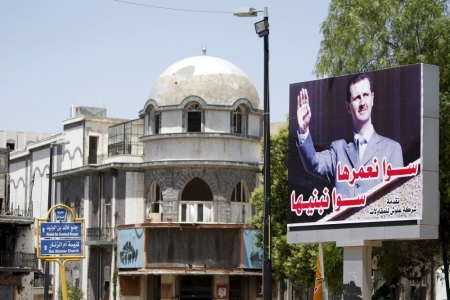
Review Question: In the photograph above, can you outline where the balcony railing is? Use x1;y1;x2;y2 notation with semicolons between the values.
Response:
0;202;33;218
108;118;144;157
0;251;37;269
108;141;143;157
86;227;114;242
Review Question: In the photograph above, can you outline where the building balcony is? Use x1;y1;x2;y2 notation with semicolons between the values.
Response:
86;227;114;246
0;251;38;272
0;202;34;224
117;224;263;272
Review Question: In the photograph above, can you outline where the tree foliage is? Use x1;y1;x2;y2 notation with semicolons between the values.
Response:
250;123;343;295
57;281;85;300
314;0;450;286
315;0;450;93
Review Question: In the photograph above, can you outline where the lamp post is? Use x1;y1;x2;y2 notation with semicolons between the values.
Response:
44;139;70;300
234;7;271;300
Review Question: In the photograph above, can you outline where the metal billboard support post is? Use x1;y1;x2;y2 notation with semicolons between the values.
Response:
341;243;376;300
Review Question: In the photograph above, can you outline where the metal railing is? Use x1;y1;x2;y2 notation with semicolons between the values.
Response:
86;227;114;242
108;118;144;157
108;141;143;157
34;274;53;288
0;203;33;217
0;251;37;268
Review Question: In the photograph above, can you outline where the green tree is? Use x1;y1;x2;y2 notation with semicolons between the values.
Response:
250;123;343;297
57;281;85;300
314;0;450;291
315;0;450;92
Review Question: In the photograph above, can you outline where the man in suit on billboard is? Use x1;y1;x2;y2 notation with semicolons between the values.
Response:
296;73;404;199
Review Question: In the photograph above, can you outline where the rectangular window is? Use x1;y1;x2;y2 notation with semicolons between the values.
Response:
233;114;242;133
88;136;98;164
155;113;160;134
197;204;203;222
181;204;187;222
188;111;202;132
180;202;211;222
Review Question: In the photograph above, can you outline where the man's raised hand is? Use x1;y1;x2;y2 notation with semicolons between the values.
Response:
297;88;311;134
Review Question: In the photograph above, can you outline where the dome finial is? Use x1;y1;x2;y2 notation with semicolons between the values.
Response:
202;46;207;56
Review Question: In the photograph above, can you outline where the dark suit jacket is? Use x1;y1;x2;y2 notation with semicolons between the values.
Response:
298;130;403;199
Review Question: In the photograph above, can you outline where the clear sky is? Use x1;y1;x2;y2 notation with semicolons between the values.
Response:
0;0;330;134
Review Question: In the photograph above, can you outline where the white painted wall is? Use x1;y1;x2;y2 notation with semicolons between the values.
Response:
248;114;261;137
160;111;182;134
9;159;27;214
204;110;229;133
0;130;55;150
144;137;260;163
62;121;85;170
125;172;145;224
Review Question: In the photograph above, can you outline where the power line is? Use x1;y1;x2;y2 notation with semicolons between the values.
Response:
113;0;232;14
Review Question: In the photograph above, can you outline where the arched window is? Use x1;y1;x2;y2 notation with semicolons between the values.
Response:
146;182;163;221
145;106;161;135
154;112;161;134
231;180;252;223
231;180;249;203
186;103;202;132
180;177;212;222
232;106;246;134
74;196;81;217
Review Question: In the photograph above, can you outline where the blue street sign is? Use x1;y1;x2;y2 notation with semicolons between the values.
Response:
40;222;82;238
55;208;68;221
41;239;82;255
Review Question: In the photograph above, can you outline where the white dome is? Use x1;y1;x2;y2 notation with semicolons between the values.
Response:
148;56;260;108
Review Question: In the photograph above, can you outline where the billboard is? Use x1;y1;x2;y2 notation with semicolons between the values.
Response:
243;229;263;269
118;228;144;269
287;64;439;242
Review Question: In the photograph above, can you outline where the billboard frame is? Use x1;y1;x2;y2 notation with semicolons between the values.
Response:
287;63;439;245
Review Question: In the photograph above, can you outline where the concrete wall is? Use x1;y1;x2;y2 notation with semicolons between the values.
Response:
0;130;54;150
248;114;261;137
204;110;229;133
62;120;84;170
160;111;182;134
125;172;145;224
143;137;260;163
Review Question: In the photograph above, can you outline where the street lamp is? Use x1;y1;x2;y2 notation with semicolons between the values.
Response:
234;7;271;300
44;139;70;300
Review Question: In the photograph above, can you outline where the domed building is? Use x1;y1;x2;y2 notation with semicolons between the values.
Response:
136;55;263;224
8;55;273;300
